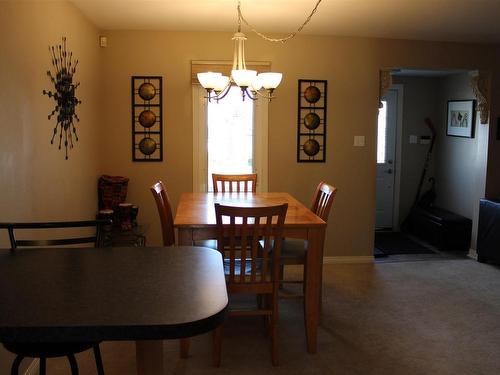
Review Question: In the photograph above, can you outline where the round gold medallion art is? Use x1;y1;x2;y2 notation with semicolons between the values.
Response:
139;137;157;155
303;112;320;130
303;139;320;156
303;86;321;104
138;110;156;128
138;83;156;101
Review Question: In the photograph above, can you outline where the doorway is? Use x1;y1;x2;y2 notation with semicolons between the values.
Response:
374;69;489;259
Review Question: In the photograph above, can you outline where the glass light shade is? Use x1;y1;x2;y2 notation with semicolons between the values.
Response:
197;72;222;89
258;72;283;89
213;75;230;92
250;75;263;91
231;69;257;87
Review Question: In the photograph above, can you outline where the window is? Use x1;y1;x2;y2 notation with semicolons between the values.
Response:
207;88;254;191
377;100;387;163
192;85;268;192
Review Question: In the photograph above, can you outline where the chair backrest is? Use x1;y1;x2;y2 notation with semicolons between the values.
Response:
214;203;288;292
310;181;337;222
0;220;112;250
212;173;257;193
150;180;175;246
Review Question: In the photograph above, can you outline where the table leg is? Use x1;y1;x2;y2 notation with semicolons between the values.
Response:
136;340;164;375
176;228;192;358
304;227;325;354
178;228;193;245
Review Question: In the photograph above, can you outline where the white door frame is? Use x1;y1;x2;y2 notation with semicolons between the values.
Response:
377;84;404;230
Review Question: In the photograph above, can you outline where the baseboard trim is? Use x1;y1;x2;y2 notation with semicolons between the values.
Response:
25;359;39;375
324;256;374;264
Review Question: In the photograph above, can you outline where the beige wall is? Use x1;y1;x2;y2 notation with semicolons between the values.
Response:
0;0;102;242
434;72;489;249
434;73;486;219
0;0;101;369
99;31;500;256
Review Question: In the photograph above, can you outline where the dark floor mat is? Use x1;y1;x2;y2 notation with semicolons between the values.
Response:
375;232;436;255
373;247;388;258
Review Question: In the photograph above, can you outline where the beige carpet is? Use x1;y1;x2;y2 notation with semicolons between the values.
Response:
44;258;500;375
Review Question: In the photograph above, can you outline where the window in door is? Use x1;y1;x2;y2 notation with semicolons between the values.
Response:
377;100;388;164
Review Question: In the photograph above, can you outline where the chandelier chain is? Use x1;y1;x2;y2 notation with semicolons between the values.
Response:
237;0;323;43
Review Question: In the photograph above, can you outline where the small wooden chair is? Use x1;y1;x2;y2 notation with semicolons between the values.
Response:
0;220;111;375
212;173;257;193
150;180;175;246
280;182;337;299
213;203;288;366
150;181;194;358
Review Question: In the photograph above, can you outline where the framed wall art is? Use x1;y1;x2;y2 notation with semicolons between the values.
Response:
297;79;327;162
131;76;163;161
446;100;475;138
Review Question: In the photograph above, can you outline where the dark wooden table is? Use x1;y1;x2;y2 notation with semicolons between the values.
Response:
0;246;228;375
174;192;326;353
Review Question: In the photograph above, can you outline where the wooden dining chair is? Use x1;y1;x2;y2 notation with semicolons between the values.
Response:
150;180;197;358
150;180;175;246
212;173;257;193
0;219;111;375
213;202;288;366
280;181;337;300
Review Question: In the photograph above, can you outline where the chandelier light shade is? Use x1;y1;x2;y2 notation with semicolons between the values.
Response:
197;31;282;102
197;0;322;103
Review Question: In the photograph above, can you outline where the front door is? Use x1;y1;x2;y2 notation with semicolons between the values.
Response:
376;88;398;229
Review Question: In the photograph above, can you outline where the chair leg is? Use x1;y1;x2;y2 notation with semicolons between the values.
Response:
271;289;279;366
179;338;190;358
67;354;79;375
279;265;284;289
212;326;223;367
39;357;46;375
93;344;105;375
10;355;23;375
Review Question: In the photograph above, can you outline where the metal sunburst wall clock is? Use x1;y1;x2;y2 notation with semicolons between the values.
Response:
43;37;81;160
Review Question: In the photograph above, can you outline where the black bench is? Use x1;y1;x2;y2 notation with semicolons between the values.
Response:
406;206;472;252
477;199;500;263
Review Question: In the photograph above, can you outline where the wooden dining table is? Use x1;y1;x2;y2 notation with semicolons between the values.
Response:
174;192;327;353
0;246;228;375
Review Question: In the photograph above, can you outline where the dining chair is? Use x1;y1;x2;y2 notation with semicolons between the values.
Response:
150;180;200;358
0;219;111;375
213;202;288;366
150;180;175;246
280;181;337;300
212;173;257;193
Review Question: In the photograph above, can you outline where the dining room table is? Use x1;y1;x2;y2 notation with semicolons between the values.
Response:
174;191;327;353
0;245;228;375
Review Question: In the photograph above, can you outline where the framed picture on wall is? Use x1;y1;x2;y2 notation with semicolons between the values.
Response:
446;100;476;138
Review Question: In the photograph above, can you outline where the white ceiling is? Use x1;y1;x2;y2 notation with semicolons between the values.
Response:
70;0;500;43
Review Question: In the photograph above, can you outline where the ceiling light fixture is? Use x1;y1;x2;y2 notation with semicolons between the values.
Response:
197;0;323;102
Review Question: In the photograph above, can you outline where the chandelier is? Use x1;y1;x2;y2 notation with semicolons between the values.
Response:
197;0;322;102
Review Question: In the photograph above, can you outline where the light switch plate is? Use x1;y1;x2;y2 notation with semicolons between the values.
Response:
409;135;418;144
354;136;365;147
